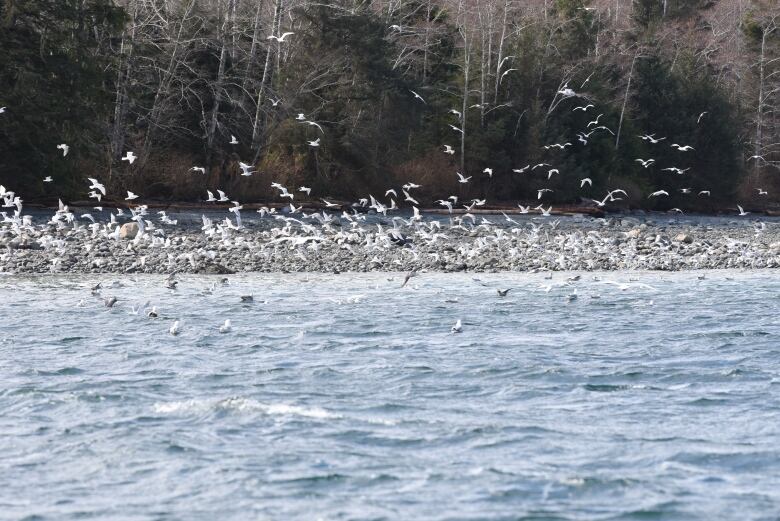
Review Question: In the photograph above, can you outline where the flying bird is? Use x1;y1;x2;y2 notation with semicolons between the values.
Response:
267;32;294;42
57;144;69;157
410;90;426;104
121;151;136;164
635;158;655;168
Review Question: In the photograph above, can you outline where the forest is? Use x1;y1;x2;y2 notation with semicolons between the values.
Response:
0;0;778;210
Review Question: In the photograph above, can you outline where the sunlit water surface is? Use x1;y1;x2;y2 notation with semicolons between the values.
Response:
1;271;779;520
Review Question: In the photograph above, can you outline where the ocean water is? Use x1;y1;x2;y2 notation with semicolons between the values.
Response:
1;271;779;520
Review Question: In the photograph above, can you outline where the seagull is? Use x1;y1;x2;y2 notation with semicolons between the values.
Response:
385;189;398;198
547;168;559;179
298;186;312;195
639;134;666;144
241;295;254;302
56;143;69;156
401;270;417;288
88;178;106;195
267;32;294;42
497;288;511;297
121;151;136;164
104;296;118;308
169;320;181;336
125;191;139;201
558;87;576;97
448;124;464;134
648;190;669;198
190;166;206;174
512;165;530;174
229;135;239;145
580;178;592;188
532;163;550;170
219;319;232;333
443;145;455;155
449;108;462;119
0;107;5;113
737;205;749;216
537;188;553;200
410;90;426;104
757;189;768;195
499;68;517;83
697;111;707;124
206;190;217;202
573;104;594;112
698;190;711;196
635;158;655;168
43;176;53;183
587;114;603;127
322;199;339;208
456;172;471;184
238;162;255;176
483;167;493;177
661;167;690;175
147;306;158;318
308;138;320;147
671;144;694;151
451;319;462;333
217;190;229;202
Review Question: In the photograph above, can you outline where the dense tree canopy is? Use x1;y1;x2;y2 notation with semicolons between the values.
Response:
0;0;778;210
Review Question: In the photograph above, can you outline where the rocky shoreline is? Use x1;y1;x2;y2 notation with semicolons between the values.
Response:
2;212;780;274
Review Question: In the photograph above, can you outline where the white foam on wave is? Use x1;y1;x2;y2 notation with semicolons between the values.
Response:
152;397;340;419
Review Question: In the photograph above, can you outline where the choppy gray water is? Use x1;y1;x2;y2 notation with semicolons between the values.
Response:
1;271;779;520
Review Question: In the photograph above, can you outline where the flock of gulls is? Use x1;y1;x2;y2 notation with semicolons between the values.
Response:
1;82;778;335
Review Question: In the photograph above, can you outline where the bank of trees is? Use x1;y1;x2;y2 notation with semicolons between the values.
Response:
0;0;778;208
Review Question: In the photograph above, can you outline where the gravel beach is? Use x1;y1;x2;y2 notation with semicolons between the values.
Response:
2;209;779;274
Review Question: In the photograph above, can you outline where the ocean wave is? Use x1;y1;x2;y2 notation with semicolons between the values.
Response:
152;397;340;419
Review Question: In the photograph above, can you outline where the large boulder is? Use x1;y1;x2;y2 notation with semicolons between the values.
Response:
120;222;139;240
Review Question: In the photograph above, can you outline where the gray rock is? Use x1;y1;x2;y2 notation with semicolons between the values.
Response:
120;223;139;240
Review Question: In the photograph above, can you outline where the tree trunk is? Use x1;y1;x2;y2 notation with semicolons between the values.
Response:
251;0;282;151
